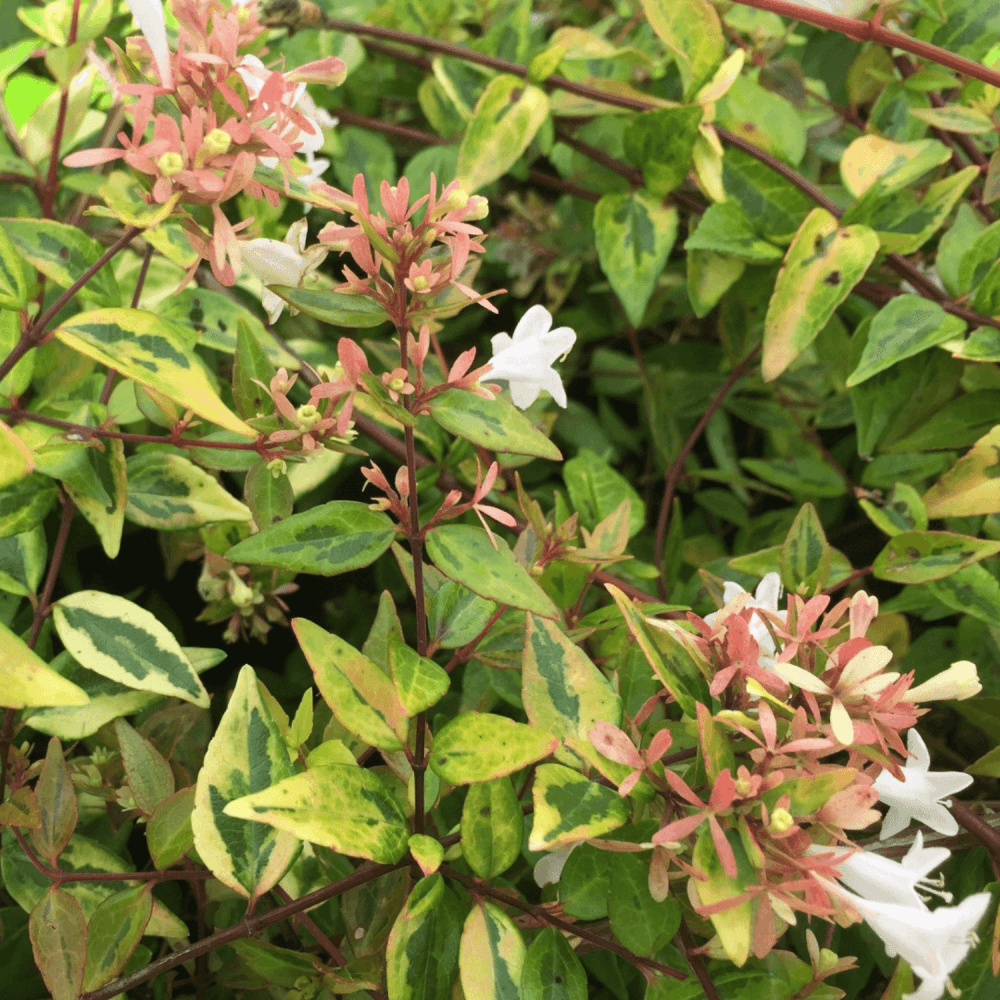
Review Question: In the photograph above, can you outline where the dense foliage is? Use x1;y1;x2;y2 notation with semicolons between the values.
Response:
3;1;1000;999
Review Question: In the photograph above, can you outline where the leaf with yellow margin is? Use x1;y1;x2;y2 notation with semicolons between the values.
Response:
0;622;89;709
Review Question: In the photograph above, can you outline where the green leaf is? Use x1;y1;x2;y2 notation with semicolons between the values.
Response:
640;0;723;97
457;75;550;193
388;634;450;716
386;874;464;1000
0;526;44;597
146;786;195;869
426;524;559;618
459;902;527;1000
32;737;77;866
686;251;747;318
927;563;1000;628
225;764;409;865
521;926;587;1000
428;388;561;460
244;458;294;531
232;318;276;420
82;885;151;992
722;147;815;243
873;530;1000;584
113;718;174;816
684;201;784;263
55;309;253;436
0;219;119;306
430;713;558;785
594;191;678;327
270;284;390;328
762;209;880;381
623;106;702;196
0;472;57;538
126;451;251;530
190;665;301;903
0;225;27;309
64;437;127;559
528;763;628;851
460;778;524;879
741;456;848;498
779;503;832;596
428;580;497;649
0;623;88;709
230;939;324;989
859;482;928;537
52;590;209;707
717;75;805;166
605;584;709;718
608;853;680;957
909;105;994;133
226;500;396;576
846;295;966;387
294;617;408;750
564;448;646;538
522;614;621;741
559;843;611;920
29;888;87;1000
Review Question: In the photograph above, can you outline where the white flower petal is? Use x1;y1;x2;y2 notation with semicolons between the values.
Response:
127;0;172;89
905;661;982;702
487;306;576;409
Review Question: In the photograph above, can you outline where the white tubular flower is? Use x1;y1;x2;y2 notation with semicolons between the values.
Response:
533;843;578;887
874;729;974;841
487;304;576;409
704;572;787;668
126;0;173;89
815;832;951;910
904;660;982;703
827;885;991;1000
242;220;328;324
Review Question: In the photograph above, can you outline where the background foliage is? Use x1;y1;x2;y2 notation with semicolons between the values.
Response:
4;0;1000;999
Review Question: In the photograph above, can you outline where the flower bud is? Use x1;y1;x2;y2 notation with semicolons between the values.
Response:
229;571;255;609
157;152;184;177
465;194;489;220
441;187;469;213
267;458;288;478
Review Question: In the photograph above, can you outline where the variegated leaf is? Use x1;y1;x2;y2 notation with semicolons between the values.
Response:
191;665;301;903
82;884;152;991
224;765;409;865
0;623;89;709
55;308;253;436
294;617;408;750
29;888;87;1000
53;591;209;707
459;902;527;1000
528;763;628;851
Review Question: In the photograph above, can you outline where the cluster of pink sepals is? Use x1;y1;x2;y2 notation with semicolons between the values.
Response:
69;0;507;499
589;582;976;964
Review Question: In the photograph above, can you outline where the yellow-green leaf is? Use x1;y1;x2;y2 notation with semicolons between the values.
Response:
691;824;753;967
0;419;33;488
65;437;126;559
528;763;628;851
457;75;550;193
388;634;450;716
0;623;89;709
460;778;523;879
924;424;1000;517
147;785;195;869
114;718;174;816
459;902;527;1000
191;665;301;903
225;765;409;865
294;617;408;750
430;713;558;785
53;590;209;707
55;308;253;436
762;209;880;382
641;0;723;97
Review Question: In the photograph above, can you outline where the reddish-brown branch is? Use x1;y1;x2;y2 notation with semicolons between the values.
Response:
676;922;722;1000
950;800;1000;882
729;0;1000;88
442;604;508;672
78;862;405;1000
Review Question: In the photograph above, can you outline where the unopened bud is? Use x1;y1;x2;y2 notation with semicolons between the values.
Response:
465;195;489;220
229;572;255;609
267;458;287;478
441;187;469;213
770;807;794;834
157;152;184;177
